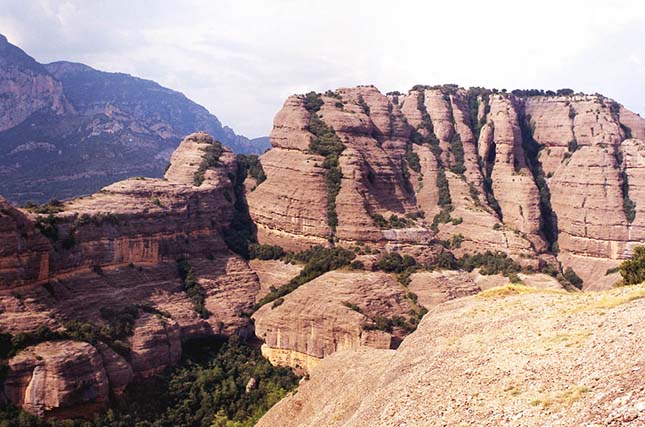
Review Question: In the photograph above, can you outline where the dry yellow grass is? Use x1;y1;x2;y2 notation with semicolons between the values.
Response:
530;385;591;408
569;283;645;313
478;284;565;299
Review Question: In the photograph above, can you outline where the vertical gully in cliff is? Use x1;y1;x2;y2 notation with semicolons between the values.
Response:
610;102;637;226
466;89;502;219
519;108;558;251
221;155;261;259
303;92;346;245
415;89;452;210
445;94;466;176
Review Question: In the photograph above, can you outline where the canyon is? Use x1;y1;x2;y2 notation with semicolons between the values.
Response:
1;82;644;422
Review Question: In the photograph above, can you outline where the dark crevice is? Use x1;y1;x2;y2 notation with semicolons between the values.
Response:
481;137;502;220
519;112;558;251
415;90;452;208
615;148;636;223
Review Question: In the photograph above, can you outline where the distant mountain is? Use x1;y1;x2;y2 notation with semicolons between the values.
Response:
250;136;271;152
0;34;270;204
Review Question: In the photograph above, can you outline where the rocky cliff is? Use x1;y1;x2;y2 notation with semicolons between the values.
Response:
248;85;645;288
0;132;260;417
258;284;645;427
0;34;269;205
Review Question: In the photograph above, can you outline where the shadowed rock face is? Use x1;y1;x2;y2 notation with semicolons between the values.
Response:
0;132;260;417
248;86;645;288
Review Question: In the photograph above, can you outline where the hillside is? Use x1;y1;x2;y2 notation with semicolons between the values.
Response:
258;284;645;426
0;35;269;204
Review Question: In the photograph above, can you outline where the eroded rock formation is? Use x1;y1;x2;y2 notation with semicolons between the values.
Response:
248;86;645;288
0;132;260;417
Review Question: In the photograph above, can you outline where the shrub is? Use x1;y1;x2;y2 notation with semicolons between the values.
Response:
177;259;210;319
193;141;224;186
563;267;583;289
271;298;284;309
567;139;578;153
249;244;284;260
342;301;362;313
377;252;416;273
257;246;355;307
433;250;460;270
303;91;324;112
357;95;370;114
448;132;466;175
237;154;267;185
605;266;620;275
22;198;64;214
406;146;421;173
350;260;365;270
35;215;59;241
459;251;522;276
619;246;645;285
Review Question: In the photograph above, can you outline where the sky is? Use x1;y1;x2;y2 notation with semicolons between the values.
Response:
1;0;644;138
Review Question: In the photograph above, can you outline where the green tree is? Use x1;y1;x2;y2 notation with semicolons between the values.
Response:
620;246;645;285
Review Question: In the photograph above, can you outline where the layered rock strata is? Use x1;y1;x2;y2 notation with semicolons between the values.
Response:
0;132;260;417
249;86;645;288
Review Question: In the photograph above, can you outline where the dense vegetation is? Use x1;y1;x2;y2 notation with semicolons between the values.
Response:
193;141;224;186
249;244;284;260
510;88;575;97
376;252;417;273
177;259;209;319
236;155;266;185
615;150;637;223
303;92;346;241
0;337;299;427
22;198;64;214
619;245;645;285
256;245;355;308
371;213;414;229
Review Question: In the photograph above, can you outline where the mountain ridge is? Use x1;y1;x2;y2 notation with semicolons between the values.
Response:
0;35;270;205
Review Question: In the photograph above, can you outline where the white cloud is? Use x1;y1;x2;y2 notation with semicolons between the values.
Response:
1;0;644;136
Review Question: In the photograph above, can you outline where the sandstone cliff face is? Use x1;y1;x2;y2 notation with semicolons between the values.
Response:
253;270;413;374
252;268;481;373
259;284;645;427
250;86;645;288
4;341;109;419
1;132;260;417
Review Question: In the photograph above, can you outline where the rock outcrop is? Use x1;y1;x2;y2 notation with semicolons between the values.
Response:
258;284;645;427
253;270;411;373
253;269;480;373
249;85;645;288
0;132;260;417
4;341;110;419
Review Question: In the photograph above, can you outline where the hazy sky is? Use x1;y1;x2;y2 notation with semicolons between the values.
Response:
1;0;644;138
